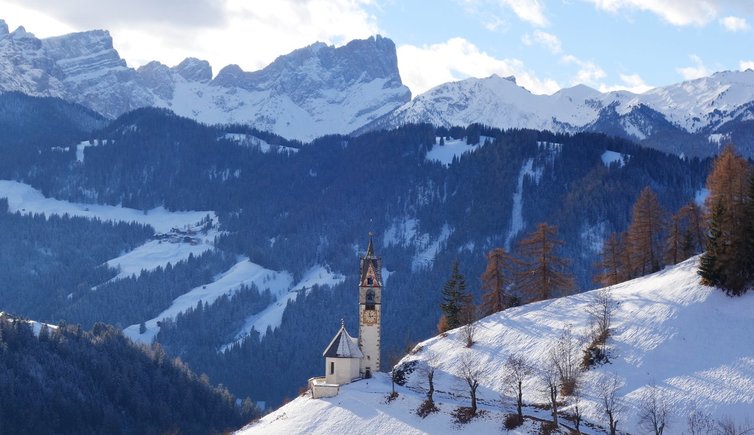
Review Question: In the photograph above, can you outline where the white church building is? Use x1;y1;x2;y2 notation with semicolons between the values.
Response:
310;236;382;399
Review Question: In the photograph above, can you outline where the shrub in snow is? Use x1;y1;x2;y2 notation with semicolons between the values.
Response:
415;399;439;418
504;413;524;429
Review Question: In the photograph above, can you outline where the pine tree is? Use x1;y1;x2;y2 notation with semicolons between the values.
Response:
627;186;667;276
440;260;471;331
480;248;518;316
517;223;574;302
698;200;725;287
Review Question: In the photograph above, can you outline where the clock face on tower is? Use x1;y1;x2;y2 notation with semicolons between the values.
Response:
362;309;379;325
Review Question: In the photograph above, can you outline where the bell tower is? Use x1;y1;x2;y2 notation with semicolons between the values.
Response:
358;234;382;377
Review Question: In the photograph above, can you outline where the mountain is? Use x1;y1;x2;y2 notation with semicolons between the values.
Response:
0;20;411;141
363;70;754;158
0;106;710;407
240;256;754;434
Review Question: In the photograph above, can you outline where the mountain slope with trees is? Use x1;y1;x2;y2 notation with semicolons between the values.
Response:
241;256;754;434
0;106;712;407
0;314;253;434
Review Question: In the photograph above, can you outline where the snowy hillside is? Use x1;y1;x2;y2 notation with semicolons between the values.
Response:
0;21;410;141
367;70;754;157
240;257;754;434
0;180;347;350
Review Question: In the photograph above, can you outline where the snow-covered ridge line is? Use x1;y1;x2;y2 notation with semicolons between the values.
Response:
0;312;58;337
242;257;754;433
373;70;754;157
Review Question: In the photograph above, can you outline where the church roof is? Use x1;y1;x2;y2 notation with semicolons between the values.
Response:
323;322;363;359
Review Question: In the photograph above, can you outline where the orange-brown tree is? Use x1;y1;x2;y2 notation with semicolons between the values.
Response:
679;202;705;258
699;145;752;293
480;248;519;316
627;186;667;276
595;232;625;286
666;202;706;265
517;223;574;302
665;211;683;266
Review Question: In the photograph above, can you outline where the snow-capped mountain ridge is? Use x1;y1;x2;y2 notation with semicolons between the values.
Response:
368;70;754;157
0;20;410;141
3;18;754;153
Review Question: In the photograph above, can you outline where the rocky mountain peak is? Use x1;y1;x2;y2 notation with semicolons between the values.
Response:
0;23;410;141
173;57;212;82
212;64;245;87
0;20;8;35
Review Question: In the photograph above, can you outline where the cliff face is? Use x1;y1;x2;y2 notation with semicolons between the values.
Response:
0;21;411;141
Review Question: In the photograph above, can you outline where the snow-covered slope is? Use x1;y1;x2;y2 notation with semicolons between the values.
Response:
366;70;754;157
240;257;754;434
0;20;410;141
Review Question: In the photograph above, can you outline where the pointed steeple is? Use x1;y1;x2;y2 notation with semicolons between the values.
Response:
365;232;375;258
360;233;382;287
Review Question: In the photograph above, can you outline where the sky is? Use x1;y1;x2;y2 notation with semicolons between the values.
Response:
1;0;753;97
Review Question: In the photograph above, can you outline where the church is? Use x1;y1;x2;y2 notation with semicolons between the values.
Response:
309;236;382;399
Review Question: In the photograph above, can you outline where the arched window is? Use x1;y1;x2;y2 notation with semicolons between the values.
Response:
365;289;375;310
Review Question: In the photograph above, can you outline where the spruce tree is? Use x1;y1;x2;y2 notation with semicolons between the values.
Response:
440;260;471;330
517;223;574;302
698;201;725;287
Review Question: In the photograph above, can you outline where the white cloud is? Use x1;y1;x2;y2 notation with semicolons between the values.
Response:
397;37;559;96
2;0;226;29
677;54;711;80
0;0;380;72
740;60;754;71
720;16;750;31
499;0;549;26
562;54;606;86
587;0;721;26
460;0;548;27
522;30;562;53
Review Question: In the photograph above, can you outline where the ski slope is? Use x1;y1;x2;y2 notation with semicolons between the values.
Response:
240;256;754;434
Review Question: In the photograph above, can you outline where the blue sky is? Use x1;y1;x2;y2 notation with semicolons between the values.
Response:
1;0;752;96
